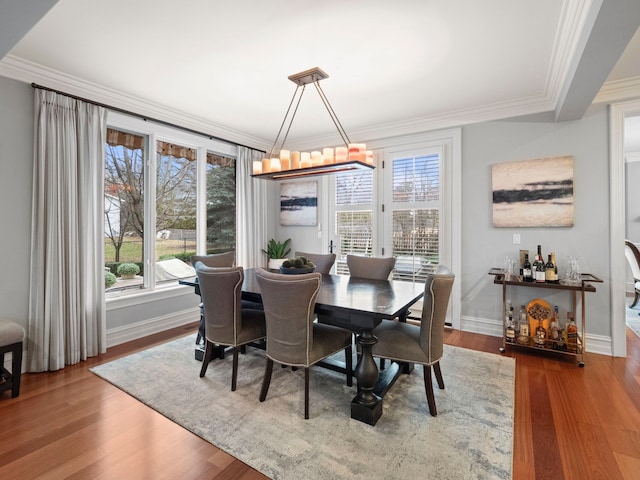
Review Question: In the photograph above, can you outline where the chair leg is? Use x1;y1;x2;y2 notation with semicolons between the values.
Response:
11;342;22;398
433;361;445;389
632;291;640;308
380;358;386;370
231;347;239;391
199;340;215;377
423;365;437;416
259;358;274;402
345;345;353;387
304;367;310;419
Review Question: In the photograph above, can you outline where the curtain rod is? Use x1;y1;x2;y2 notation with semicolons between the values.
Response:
31;83;266;154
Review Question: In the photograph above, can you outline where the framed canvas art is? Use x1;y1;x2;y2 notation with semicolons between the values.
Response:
280;181;318;226
492;156;574;227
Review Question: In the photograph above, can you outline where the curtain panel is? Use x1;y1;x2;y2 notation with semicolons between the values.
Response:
236;146;267;269
28;89;108;372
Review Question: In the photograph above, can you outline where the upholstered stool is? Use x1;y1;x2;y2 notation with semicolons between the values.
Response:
0;319;25;398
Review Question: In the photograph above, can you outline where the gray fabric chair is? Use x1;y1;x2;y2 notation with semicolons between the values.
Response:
346;254;396;280
195;264;266;391
190;251;235;268
190;252;236;344
625;240;640;308
371;265;455;416
295;251;336;274
255;268;353;419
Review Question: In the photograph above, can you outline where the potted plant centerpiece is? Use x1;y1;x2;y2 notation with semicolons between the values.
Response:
116;262;140;280
262;238;291;269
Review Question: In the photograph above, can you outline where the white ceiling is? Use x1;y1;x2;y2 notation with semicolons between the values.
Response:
1;0;640;152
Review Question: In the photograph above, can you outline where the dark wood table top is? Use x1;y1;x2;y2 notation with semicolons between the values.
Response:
180;267;424;329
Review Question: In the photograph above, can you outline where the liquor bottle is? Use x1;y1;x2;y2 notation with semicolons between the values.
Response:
549;305;561;349
522;254;533;282
566;312;578;353
534;248;546;283
552;252;558;283
506;308;516;343
517;305;529;344
534;319;547;348
545;253;559;284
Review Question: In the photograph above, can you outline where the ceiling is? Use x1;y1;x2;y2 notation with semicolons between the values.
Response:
1;0;640;152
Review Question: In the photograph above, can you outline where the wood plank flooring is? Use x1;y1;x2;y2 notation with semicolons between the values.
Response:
1;323;639;480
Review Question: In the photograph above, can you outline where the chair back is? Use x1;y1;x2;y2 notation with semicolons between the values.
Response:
625;240;640;281
419;265;455;363
255;268;322;366
295;251;336;274
191;251;235;268
195;264;243;345
346;255;396;280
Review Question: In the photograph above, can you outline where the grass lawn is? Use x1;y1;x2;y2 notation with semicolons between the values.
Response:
105;238;196;263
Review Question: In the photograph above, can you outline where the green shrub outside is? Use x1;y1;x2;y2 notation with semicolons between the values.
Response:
116;262;140;276
105;271;117;288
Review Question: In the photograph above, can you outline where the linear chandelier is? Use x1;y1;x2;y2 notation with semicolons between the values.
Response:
251;67;374;180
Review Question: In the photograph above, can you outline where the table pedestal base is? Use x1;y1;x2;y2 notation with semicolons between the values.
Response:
351;394;382;425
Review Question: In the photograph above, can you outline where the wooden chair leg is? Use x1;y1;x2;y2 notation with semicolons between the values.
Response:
259;358;274;402
433;361;445;389
632;290;640;308
199;340;214;377
231;347;239;391
11;342;22;398
423;364;437;416
345;345;353;387
304;367;310;419
380;358;386;370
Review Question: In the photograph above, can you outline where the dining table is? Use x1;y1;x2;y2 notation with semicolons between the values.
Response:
180;267;424;426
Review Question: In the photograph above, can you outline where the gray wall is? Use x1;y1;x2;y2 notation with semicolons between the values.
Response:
0;77;32;327
0;72;615;345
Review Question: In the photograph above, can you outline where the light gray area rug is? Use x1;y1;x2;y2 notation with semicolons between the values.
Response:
627;306;640;338
91;335;515;480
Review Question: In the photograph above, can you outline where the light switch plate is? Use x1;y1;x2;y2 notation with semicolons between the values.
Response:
513;233;521;244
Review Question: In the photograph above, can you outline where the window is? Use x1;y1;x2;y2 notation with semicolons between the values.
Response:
104;113;237;296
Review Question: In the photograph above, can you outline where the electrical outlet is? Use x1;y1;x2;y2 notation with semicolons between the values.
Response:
513;233;521;245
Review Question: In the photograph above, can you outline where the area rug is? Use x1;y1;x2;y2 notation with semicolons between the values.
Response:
627;306;640;338
91;335;515;480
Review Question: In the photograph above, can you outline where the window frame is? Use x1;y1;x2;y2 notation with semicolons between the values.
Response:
105;112;237;305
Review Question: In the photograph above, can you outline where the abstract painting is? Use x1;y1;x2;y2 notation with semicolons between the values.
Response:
280;181;318;226
492;156;574;227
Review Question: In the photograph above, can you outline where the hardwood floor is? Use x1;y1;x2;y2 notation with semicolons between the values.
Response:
1;323;639;479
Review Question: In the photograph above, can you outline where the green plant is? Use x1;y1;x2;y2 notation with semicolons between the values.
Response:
116;262;140;276
262;238;291;259
105;271;117;288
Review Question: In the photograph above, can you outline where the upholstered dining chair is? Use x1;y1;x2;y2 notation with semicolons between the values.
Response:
254;268;353;419
195;264;266;391
295;251;336;274
370;265;454;416
191;251;235;268
346;254;396;280
190;252;236;344
625;240;640;308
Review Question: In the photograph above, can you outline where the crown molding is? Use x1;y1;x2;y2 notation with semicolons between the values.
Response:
594;76;640;104
0;55;271;151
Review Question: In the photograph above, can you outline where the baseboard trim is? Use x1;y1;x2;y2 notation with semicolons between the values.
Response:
106;307;199;348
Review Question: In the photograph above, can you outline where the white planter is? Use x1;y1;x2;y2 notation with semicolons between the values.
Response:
268;258;287;269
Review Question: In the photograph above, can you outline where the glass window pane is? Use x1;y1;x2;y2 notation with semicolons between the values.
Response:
335;210;373;274
336;170;373;205
393;154;439;203
105;128;145;290
206;153;236;254
392;209;439;282
155;140;197;282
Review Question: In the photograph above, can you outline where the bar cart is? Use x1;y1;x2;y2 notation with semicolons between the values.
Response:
488;269;603;367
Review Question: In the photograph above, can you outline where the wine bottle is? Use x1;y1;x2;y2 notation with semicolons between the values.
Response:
552;252;558;283
534;246;545;283
522;254;533;282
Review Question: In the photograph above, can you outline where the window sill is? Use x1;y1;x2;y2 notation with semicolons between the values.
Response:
106;282;194;310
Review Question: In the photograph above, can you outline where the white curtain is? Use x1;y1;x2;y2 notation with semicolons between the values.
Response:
236;146;268;268
27;89;108;372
